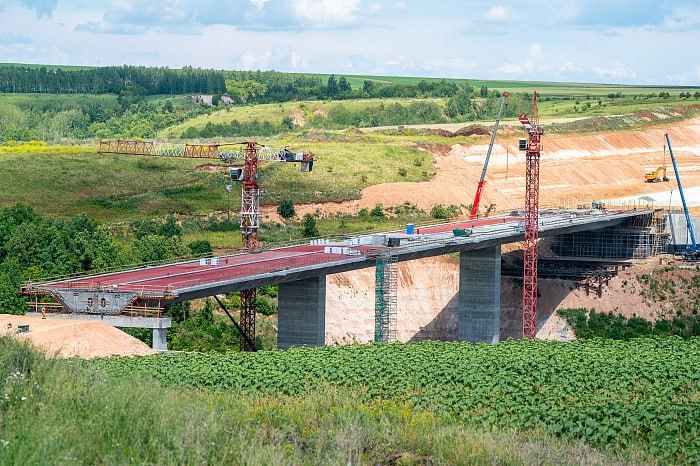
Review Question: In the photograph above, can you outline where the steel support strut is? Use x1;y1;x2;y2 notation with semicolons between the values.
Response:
213;295;256;351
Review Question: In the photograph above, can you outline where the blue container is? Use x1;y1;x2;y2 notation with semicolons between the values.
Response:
406;223;415;235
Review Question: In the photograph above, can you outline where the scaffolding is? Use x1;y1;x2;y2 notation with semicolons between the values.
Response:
374;254;398;343
550;212;671;259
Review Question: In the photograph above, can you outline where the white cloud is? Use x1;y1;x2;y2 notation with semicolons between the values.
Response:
528;43;542;60
292;0;360;25
240;50;272;70
494;42;544;77
236;47;314;71
20;0;57;18
422;57;478;76
558;61;582;74
592;62;637;80
394;1;406;11
662;5;700;31
662;65;700;85
484;6;509;22
367;2;382;14
249;0;269;9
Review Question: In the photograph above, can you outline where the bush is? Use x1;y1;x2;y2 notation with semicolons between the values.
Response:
255;296;276;316
301;214;319;237
276;199;296;219
430;204;461;219
370;204;385;218
187;240;212;255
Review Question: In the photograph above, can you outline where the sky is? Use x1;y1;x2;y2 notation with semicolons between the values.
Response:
1;0;699;85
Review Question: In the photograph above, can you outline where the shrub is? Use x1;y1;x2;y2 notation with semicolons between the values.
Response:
276;199;296;219
370;204;385;218
301;214;319;237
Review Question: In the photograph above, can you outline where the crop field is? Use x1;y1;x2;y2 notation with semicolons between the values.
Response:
321;73;700;96
1;337;646;465
94;337;700;463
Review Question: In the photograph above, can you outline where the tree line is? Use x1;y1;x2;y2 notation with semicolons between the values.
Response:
0;65;226;95
0;65;466;102
0;204;213;314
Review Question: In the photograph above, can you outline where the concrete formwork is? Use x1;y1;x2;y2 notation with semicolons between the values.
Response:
277;276;327;349
457;246;501;344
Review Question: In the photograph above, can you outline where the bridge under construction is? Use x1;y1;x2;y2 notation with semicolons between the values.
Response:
23;207;661;350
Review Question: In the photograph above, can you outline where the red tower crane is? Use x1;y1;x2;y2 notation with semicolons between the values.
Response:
518;92;542;340
199;141;314;351
469;93;509;220
97;139;314;351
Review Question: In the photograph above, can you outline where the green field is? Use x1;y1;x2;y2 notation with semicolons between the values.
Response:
1;337;648;465
312;72;700;95
0;62;95;71
91;337;698;463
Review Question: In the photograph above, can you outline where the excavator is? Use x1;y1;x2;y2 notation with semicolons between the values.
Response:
645;166;669;183
644;144;670;182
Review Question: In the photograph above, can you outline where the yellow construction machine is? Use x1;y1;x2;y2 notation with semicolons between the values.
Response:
644;166;669;183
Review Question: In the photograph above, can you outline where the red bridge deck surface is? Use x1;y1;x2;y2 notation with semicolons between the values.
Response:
48;245;375;295
415;217;522;235
45;217;522;296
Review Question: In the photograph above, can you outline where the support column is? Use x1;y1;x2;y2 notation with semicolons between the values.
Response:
152;328;168;351
458;246;501;344
277;276;326;350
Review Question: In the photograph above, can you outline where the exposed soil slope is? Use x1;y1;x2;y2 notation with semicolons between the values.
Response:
272;118;700;219
325;256;697;344
323;118;700;343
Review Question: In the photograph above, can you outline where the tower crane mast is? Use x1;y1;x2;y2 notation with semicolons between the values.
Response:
469;93;509;220
98;139;314;350
518;92;543;340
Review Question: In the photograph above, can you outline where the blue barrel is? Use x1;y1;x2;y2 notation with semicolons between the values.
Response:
406;223;415;235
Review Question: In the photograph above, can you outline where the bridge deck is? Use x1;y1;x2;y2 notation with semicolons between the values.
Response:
26;209;653;310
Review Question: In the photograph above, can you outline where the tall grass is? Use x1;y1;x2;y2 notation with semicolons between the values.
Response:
0;337;646;465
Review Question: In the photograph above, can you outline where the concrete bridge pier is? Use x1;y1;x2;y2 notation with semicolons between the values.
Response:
152;328;168;351
458;245;501;344
277;276;327;349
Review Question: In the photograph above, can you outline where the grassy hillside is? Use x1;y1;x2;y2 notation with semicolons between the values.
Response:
158;98;446;137
160;93;700;138
0;135;434;223
0;336;652;464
